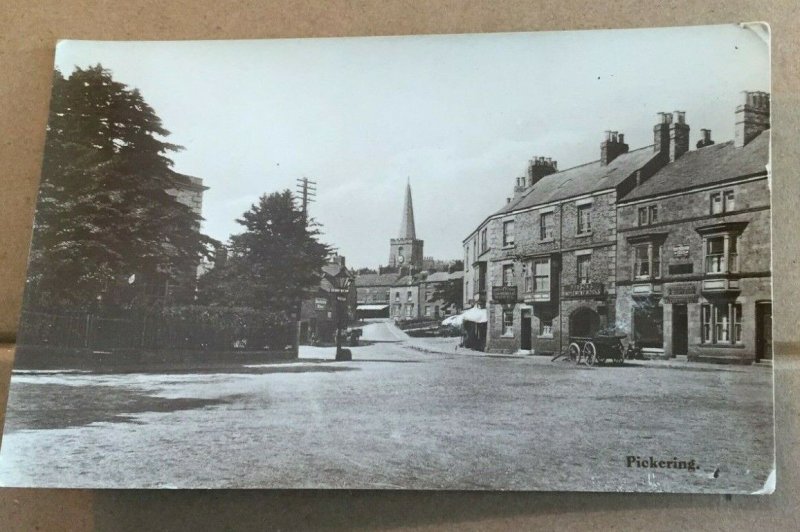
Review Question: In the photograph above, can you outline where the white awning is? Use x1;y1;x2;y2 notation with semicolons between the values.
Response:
357;304;389;311
442;314;464;327
461;306;488;324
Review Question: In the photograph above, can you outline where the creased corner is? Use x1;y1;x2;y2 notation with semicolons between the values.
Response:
739;22;771;47
751;467;776;495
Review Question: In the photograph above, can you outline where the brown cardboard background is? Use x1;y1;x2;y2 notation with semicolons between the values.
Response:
0;1;798;529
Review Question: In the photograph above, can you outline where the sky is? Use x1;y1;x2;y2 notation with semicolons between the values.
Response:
54;25;769;269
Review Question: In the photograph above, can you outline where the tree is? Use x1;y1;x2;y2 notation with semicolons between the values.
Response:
197;191;330;314
25;65;212;310
431;277;464;312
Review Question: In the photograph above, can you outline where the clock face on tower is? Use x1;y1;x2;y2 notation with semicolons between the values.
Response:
398;254;405;264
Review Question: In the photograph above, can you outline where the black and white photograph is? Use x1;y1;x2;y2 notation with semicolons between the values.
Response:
0;24;774;492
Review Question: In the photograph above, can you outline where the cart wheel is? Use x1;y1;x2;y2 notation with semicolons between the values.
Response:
582;342;597;366
568;343;581;363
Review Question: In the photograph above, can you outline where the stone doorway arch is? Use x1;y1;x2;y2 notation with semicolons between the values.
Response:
569;307;601;338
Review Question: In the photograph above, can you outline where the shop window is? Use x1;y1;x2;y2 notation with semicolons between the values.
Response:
704;235;738;274
503;220;515;246
633;243;661;279
502;264;514;286
701;303;742;344
577;204;592;234
711;189;736;215
577;254;591;284
503;310;514;336
539;212;554;240
539;318;553;338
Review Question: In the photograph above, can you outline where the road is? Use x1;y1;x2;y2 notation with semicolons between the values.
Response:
0;320;774;492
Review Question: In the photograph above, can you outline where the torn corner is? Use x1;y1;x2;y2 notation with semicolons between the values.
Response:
751;467;776;495
739;22;771;47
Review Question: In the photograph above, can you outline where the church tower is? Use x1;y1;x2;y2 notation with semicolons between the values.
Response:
389;181;424;270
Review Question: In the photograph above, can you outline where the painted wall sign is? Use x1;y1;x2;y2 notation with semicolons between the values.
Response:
492;285;518;303
664;283;699;303
562;282;604;299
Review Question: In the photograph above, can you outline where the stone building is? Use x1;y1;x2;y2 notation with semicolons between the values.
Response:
389;274;421;320
615;92;771;363
417;270;464;319
299;256;357;344
463;137;665;354
354;272;401;318
167;171;207;218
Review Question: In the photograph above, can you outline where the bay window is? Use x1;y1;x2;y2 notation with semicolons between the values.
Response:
633;243;661;279
704;235;738;274
701;303;742;345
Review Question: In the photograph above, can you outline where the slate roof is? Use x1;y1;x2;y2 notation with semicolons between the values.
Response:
321;264;349;278
354;272;401;287
620;131;770;202
494;145;660;216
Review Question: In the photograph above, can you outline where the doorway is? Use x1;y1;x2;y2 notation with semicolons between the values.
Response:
569;307;600;338
521;309;532;350
756;302;772;362
672;304;688;356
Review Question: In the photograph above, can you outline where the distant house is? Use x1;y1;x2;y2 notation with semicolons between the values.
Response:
299;256;356;344
354;272;401;319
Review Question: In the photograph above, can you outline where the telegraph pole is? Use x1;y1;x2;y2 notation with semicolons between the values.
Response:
294;177;317;354
295;177;317;226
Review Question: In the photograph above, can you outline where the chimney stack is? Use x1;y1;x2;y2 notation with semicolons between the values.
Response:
735;91;770;148
653;112;673;155
600;130;629;165
527;156;557;186
513;156;557;199
669;111;690;162
696;129;715;149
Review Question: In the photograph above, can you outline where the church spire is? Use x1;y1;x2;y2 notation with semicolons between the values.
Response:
399;179;416;239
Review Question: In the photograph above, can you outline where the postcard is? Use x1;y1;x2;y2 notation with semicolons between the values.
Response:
0;24;774;492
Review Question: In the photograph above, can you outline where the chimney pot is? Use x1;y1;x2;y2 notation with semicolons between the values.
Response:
697;128;715;149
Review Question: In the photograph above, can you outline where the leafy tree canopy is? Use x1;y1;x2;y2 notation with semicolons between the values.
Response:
26;65;214;310
198;191;330;314
431;278;464;312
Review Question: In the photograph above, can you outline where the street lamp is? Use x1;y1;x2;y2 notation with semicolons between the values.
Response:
329;270;353;361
